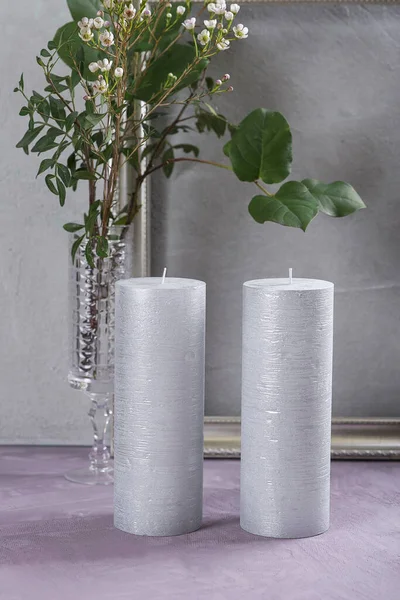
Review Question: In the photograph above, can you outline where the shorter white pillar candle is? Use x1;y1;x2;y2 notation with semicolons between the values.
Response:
114;277;206;536
241;275;334;538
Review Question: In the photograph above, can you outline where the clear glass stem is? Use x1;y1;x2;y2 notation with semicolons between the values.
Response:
88;394;112;472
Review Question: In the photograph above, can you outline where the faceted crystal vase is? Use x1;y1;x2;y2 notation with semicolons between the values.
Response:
65;226;132;485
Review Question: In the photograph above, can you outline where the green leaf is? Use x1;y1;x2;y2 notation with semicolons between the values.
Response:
65;111;78;132
301;179;366;217
19;73;24;92
223;140;231;158
49;96;66;121
71;233;85;263
45;174;59;195
67;0;101;21
85;241;95;268
31;135;59;153
37;158;55;176
57;164;71;187
57;178;66;206
163;147;174;178
85;113;106;128
41;48;51;58
173;144;199;157
135;45;208;102
16;125;44;149
96;236;109;258
229;109;292;185
64;222;85;232
53;22;101;81
74;169;97;180
19;106;30;117
196;111;227;138
248;181;319;231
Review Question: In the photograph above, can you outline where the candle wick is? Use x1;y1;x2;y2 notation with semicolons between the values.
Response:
162;267;167;284
289;268;293;284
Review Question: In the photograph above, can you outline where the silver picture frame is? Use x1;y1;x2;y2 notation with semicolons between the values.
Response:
134;0;400;460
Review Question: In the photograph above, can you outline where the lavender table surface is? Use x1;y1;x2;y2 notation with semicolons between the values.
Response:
1;447;399;600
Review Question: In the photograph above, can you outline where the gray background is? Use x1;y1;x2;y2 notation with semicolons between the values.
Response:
1;2;399;444
152;3;400;418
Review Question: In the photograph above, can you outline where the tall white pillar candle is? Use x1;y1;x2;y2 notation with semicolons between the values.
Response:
241;277;334;538
114;277;206;536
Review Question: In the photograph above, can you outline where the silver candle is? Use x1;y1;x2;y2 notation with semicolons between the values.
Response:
114;277;206;536
240;275;334;539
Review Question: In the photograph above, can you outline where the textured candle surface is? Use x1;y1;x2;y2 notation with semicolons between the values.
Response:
114;278;206;536
240;278;334;538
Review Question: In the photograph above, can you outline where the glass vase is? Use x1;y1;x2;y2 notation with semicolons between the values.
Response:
65;226;132;485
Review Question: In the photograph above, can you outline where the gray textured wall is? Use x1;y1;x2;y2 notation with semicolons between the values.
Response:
1;3;399;445
0;1;91;444
152;3;400;417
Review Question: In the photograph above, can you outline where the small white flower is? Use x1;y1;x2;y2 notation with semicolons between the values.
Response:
176;5;186;15
166;12;172;18
93;16;104;29
197;29;211;46
204;19;217;29
222;28;227;34
207;3;216;12
114;67;124;78
142;8;151;17
92;78;108;94
98;58;113;71
123;4;136;19
89;61;100;73
230;3;240;14
211;1;226;15
78;17;94;28
103;0;113;8
225;11;234;20
217;38;230;51
233;23;248;38
79;27;94;42
99;30;115;46
183;17;196;30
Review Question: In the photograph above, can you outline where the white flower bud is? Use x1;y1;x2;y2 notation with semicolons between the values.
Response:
176;5;186;15
225;11;234;20
114;67;124;78
221;73;230;81
93;17;104;29
204;19;217;29
230;3;240;14
103;0;113;8
98;58;113;71
166;12;172;18
215;79;222;86
227;85;233;92
89;61;100;73
183;17;196;30
222;28;227;34
143;8;151;16
97;10;104;17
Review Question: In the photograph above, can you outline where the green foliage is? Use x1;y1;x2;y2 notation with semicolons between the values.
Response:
249;183;319;231
53;22;100;81
301;179;366;217
67;0;102;22
135;45;208;102
227;109;292;184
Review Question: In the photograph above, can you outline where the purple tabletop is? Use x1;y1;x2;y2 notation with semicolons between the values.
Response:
0;447;399;600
